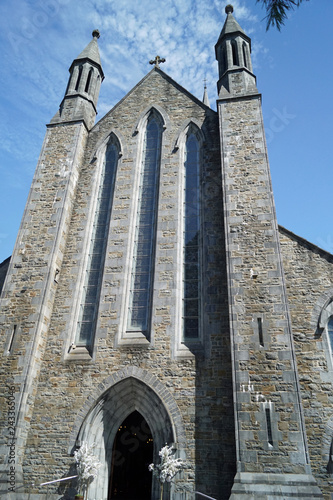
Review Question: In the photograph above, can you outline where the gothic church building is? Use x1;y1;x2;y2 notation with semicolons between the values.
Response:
1;6;333;500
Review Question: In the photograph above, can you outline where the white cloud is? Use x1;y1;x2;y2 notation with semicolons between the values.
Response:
0;0;268;261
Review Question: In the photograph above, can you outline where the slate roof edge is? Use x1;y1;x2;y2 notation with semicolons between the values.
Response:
279;225;333;262
91;67;215;131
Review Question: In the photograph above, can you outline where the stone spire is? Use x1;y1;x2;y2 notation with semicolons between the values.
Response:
215;5;257;97
202;81;210;107
75;29;103;68
217;4;247;40
50;30;104;130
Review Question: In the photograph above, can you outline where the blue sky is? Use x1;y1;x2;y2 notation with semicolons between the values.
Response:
0;0;332;263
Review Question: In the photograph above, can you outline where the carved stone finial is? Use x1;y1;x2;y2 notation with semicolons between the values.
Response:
225;4;234;14
149;55;166;68
92;29;100;39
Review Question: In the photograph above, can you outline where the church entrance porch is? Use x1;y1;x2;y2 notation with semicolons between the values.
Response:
108;411;153;500
72;369;187;500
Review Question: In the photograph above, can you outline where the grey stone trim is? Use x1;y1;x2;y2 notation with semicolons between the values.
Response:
173;117;205;151
66;367;187;499
311;290;333;332
90;128;126;163
94;68;213;135
117;107;167;345
46;118;89;131
322;416;333;468
0;121;88;477
68;365;187;450
173;120;206;358
230;472;323;498
217;92;261;104
310;291;333;382
218;89;312;478
132;103;170;135
63;130;124;359
2;324;21;355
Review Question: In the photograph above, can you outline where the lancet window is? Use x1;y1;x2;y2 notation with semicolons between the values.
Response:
75;65;83;91
127;112;162;337
231;40;239;66
242;42;248;68
85;67;93;93
183;130;201;340
76;137;119;349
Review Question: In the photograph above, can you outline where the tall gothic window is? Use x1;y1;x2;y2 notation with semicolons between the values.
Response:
127;113;162;337
76;137;119;349
183;131;201;340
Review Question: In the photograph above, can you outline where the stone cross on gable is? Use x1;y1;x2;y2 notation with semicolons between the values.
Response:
149;55;166;68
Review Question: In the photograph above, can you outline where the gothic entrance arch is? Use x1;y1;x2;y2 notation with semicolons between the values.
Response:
73;370;186;500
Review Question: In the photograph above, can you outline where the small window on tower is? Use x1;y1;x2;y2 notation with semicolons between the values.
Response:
75;65;83;91
85;67;93;93
220;45;227;76
242;42;248;69
231;40;239;66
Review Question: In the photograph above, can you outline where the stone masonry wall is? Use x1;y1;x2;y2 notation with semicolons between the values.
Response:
280;228;333;500
19;70;236;500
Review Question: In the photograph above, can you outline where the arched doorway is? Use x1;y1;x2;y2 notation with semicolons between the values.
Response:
71;369;187;499
108;411;153;499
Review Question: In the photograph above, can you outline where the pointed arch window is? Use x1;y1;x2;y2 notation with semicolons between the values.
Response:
242;42;248;69
75;65;83;91
85;67;94;93
231;40;239;66
220;45;227;76
183;131;201;340
127;112;162;337
76;137;119;349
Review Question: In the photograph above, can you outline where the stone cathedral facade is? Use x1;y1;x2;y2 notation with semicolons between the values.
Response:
1;5;333;500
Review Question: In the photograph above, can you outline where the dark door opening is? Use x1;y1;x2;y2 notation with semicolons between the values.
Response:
109;411;153;500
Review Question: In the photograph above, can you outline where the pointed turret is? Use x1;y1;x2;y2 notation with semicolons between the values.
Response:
202;82;210;107
75;30;103;68
50;30;104;130
215;5;257;97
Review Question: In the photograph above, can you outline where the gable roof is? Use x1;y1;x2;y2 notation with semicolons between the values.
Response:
279;225;333;263
92;66;214;130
